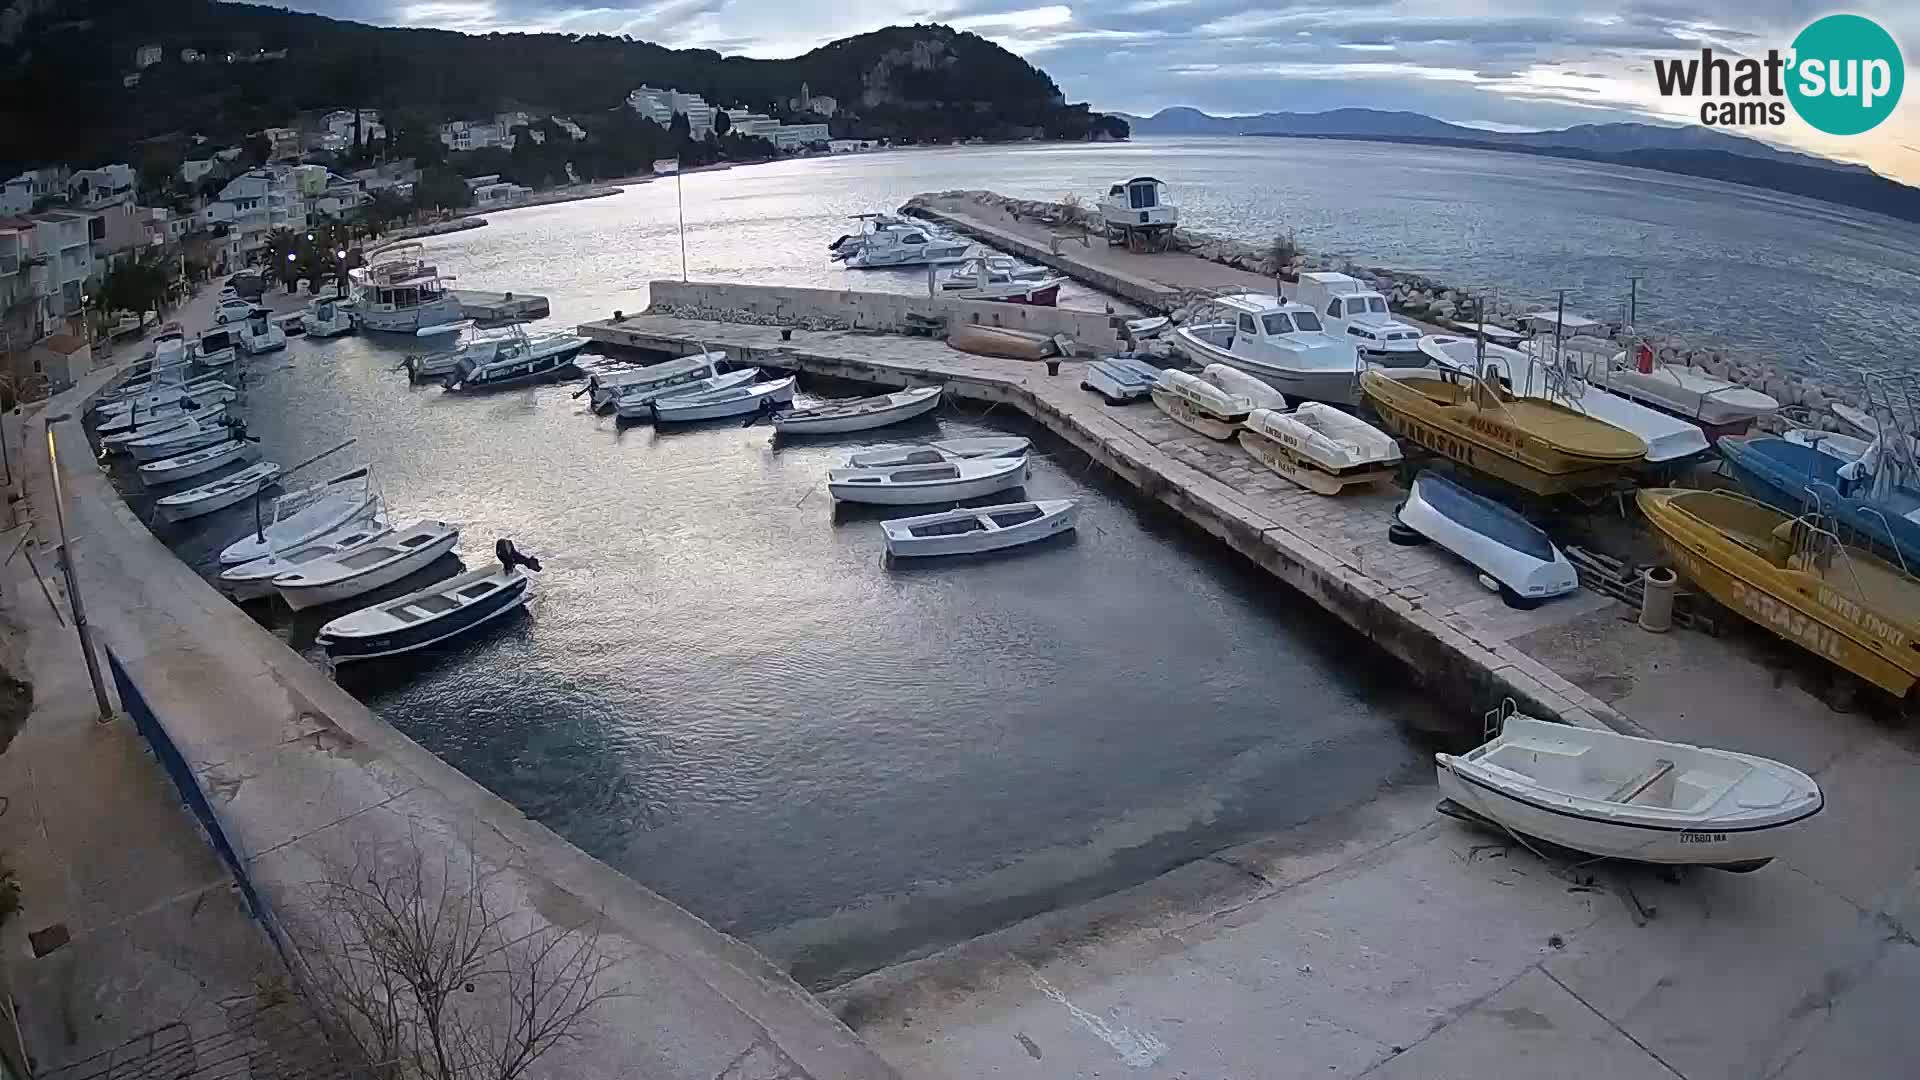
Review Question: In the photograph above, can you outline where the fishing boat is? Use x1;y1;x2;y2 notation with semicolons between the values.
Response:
1171;294;1370;405
651;376;796;423
1421;336;1710;467
347;242;464;333
125;417;237;462
153;461;282;523
443;325;589;392
1200;364;1288;412
1639;487;1920;696
1150;368;1251;440
138;439;254;487
218;467;379;566
218;518;392;600
1717;436;1920;568
1395;470;1578;608
302;296;354;338
95;377;232;421
1360;368;1646;495
614;369;758;420
1589;343;1778;437
587;351;727;410
1289;272;1424;357
1436;708;1822;871
1238;404;1401;495
98;397;229;439
273;520;462;611
946;324;1055;361
938;256;1063;305
1082;357;1161;403
1097;177;1178;251
829;214;970;268
828;454;1030;506
844;437;1031;469
190;328;239;371
773;386;942;436
940;254;1051;291
882;499;1079;558
318;541;541;664
237;313;287;355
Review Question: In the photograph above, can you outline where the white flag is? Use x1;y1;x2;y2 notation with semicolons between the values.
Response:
653;158;680;175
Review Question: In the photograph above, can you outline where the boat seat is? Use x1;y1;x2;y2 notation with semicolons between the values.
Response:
1607;758;1676;804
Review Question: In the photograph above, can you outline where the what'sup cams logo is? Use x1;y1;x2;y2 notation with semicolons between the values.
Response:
1653;14;1904;135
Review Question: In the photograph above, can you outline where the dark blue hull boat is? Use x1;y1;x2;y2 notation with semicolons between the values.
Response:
319;570;530;663
1717;436;1920;568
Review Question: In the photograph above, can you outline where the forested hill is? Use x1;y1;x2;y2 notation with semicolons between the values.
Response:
0;1;1110;171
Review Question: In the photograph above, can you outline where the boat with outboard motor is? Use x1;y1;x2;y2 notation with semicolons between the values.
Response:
587;350;727;410
319;539;541;664
443;324;589;392
652;376;796;423
937;256;1063;305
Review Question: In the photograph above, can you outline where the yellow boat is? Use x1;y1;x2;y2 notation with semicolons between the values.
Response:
1360;369;1646;495
1639;487;1920;697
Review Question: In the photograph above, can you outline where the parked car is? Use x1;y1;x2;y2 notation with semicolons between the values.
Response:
226;272;266;299
214;297;266;324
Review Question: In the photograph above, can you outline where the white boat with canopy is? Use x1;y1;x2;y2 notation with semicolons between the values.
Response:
1171;294;1371;405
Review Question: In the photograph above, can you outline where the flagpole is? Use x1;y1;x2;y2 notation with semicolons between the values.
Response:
676;162;687;282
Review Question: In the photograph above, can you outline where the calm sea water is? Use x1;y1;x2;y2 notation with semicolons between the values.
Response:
423;136;1920;387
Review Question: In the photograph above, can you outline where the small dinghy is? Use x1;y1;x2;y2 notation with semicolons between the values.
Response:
138;439;253;487
218;467;379;566
274;519;461;611
218;518;391;600
828;454;1030;505
1436;709;1822;871
651;376;796;423
154;461;283;523
774;386;942;436
613;368;757;420
882;499;1079;558
1200;363;1288;412
319;539;541;664
101;403;230;447
1394;470;1577;608
946;324;1055;361
586;351;726;410
1082;357;1160;404
844;437;1031;469
1238;405;1401;495
1150;368;1251;440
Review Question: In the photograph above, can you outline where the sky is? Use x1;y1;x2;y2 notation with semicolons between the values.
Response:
266;1;1920;181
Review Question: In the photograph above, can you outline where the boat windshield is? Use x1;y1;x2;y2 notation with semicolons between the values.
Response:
1262;313;1295;335
1368;297;1389;313
1292;310;1324;332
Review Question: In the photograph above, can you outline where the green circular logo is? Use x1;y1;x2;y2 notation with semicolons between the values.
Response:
1787;14;1904;135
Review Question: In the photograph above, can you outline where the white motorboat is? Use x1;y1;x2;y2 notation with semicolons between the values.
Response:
1238;404;1400;495
774;386;942;436
218;518;392;600
828;454;1030;505
1083;357;1160;403
444;325;589;392
318;542;541;664
1287;272;1424;357
218;467;379;566
138;439;253;487
273;519;461;611
1395;470;1577;608
1588;344;1778;435
237;314;287;355
95;378;232;421
1150;368;1251;440
190;328;239;371
1436;711;1822;871
651;376;796;423
1422;336;1711;466
588;350;727;410
844;437;1031;469
615;368;758;419
937;257;1063;305
882;499;1079;558
1097;177;1178;248
302;296;354;338
125;417;236;462
99;398;229;439
1200;363;1288;412
1171;294;1370;405
154;461;282;523
939;255;1051;291
347;242;463;333
108;359;194;400
830;214;970;268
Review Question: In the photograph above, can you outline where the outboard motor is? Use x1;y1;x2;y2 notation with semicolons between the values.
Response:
495;538;543;574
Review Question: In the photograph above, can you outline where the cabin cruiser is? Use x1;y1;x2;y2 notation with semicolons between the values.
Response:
1288;272;1423;357
1098;177;1178;249
443;323;589;392
347;242;463;333
938;255;1063;305
1170;293;1374;405
302;295;354;338
237;312;287;354
828;214;970;269
190;327;239;370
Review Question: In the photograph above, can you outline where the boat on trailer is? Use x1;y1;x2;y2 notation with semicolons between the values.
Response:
844;437;1031;469
1083;357;1161;404
218;518;392;600
154;461;283;523
828;454;1030;506
1436;706;1822;872
1588;343;1778;437
773;386;942;436
1151;368;1251;440
1238;404;1400;495
1395;470;1579;608
882;499;1079;558
273;520;462;611
318;541;541;664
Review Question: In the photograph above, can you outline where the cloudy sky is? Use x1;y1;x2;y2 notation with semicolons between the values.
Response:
269;1;1920;179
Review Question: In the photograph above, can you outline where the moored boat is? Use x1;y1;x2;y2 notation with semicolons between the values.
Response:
218;467;379;566
125;417;237;462
938;256;1063;305
1237;404;1400;495
831;214;970;268
651;376;796;423
138;439;254;487
1396;470;1578;608
153;461;282;523
347;242;463;333
614;368;758;420
828;454;1029;506
588;350;726;410
95;374;230;417
444;325;588;392
237;314;287;355
302;296;355;338
99;398;229;439
1150;368;1251;440
844;437;1030;469
218;518;392;600
882;499;1079;558
318;541;541;664
773;386;942;436
273;520;462;611
190;328;239;371
1082;356;1160;404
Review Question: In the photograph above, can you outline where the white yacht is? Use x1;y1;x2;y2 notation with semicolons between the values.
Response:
1170;293;1372;405
829;214;970;269
347;242;463;333
1288;272;1423;357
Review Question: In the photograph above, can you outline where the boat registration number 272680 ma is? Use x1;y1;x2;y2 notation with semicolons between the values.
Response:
1679;831;1729;844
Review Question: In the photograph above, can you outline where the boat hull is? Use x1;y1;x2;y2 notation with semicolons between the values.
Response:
1237;426;1393;495
774;388;942;435
947;324;1053;361
155;464;282;523
1083;358;1158;403
883;500;1078;557
1150;387;1243;440
321;575;529;663
830;460;1030;506
1399;472;1578;603
1172;331;1361;406
277;529;461;611
139;442;251;486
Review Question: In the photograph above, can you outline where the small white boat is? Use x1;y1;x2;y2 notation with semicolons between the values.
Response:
828;454;1030;505
218;467;379;566
589;350;727;410
190;328;240;371
1083;357;1160;403
1171;294;1367;405
138;439;253;486
882;499;1079;558
938;256;1063;305
1237;404;1401;495
614;368;758;420
1436;711;1822;871
124;418;235;462
94;375;230;417
1590;344;1778;435
237;316;287;355
1288;272;1424;357
774;386;942;436
938;254;1052;292
1395;470;1577;608
273;520;461;611
218;518;392;600
1150;368;1251;440
99;399;229;440
651;376;796;423
844;437;1031;469
302;296;355;338
154;461;282;523
1124;316;1170;340
318;542;540;663
1200;364;1288;412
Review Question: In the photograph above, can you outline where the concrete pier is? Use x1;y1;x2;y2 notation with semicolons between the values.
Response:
452;288;550;322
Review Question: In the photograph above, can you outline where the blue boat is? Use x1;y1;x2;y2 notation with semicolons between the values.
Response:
1717;436;1920;567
